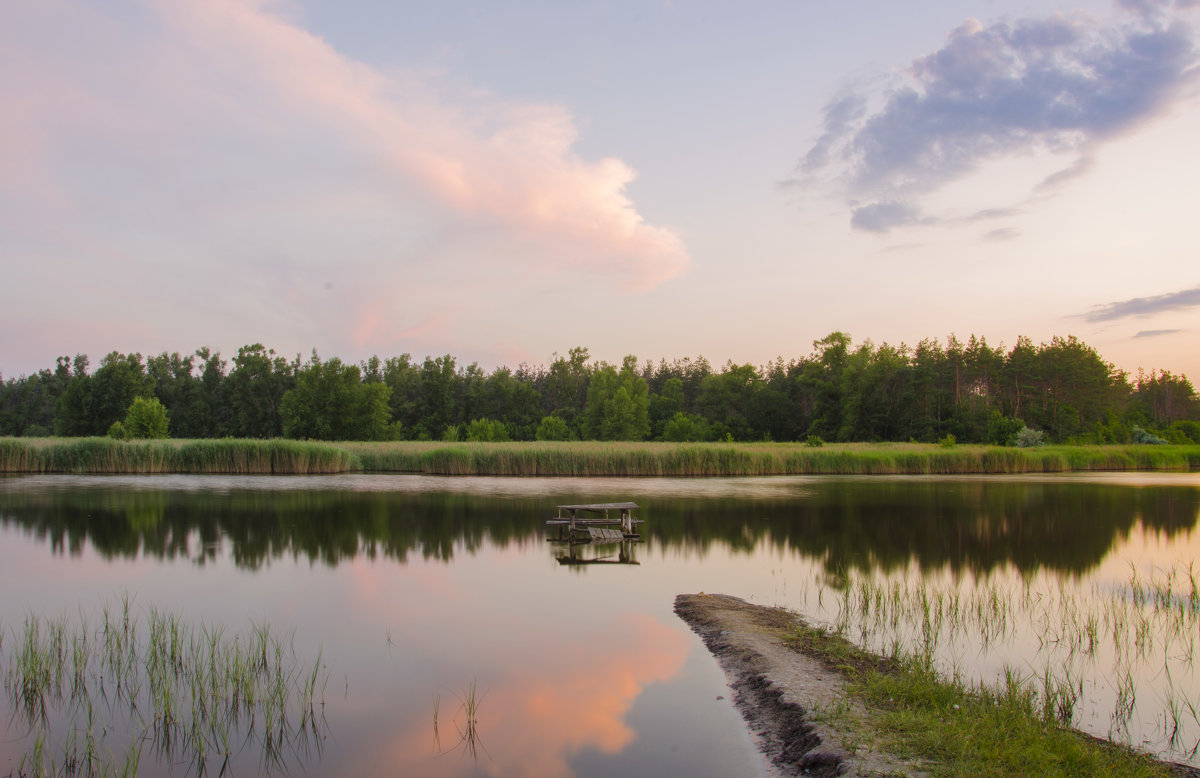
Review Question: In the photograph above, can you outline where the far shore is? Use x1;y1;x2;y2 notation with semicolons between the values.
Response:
1;437;1198;476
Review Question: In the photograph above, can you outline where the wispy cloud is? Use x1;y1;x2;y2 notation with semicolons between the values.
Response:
1035;155;1097;192
1086;285;1200;321
850;200;927;232
981;227;1021;242
795;3;1199;232
1135;328;1184;337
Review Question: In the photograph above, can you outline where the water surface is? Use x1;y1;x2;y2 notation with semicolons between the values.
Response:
2;473;1198;775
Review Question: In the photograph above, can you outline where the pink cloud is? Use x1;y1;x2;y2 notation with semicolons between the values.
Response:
487;342;540;369
351;303;460;352
0;0;689;372
158;0;689;291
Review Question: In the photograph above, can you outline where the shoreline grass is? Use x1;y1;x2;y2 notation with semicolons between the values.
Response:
812;563;1200;766
787;620;1177;777
1;437;1198;476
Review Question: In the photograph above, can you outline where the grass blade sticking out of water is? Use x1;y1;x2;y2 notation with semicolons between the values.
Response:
456;678;486;763
1;598;331;777
432;692;442;754
431;678;488;763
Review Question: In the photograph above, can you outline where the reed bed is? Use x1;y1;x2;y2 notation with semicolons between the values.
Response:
802;561;1200;766
171;439;355;474
346;441;1200;476
3;438;1198;476
2;596;329;777
0;437;357;475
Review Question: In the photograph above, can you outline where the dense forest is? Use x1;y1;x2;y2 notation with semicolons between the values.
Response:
1;333;1197;445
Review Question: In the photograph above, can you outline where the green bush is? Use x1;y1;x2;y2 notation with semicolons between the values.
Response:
1170;420;1200;443
1014;427;1046;448
661;412;709;442
535;415;571;441
465;418;509;442
805;435;825;448
986;411;1025;446
1130;426;1167;445
107;420;128;440
939;434;956;448
124;396;170;439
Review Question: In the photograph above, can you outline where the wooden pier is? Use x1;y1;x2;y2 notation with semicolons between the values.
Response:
546;502;642;541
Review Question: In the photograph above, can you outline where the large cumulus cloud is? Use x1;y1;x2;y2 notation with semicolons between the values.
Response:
0;0;689;369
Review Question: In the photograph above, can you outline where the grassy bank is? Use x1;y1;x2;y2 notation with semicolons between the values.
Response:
2;437;1199;475
788;622;1176;777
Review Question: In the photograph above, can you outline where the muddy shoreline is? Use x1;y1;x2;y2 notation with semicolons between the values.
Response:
674;593;919;777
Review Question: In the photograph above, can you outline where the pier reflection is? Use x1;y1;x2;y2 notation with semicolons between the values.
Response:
554;537;641;567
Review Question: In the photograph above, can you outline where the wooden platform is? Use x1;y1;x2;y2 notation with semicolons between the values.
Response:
547;502;643;540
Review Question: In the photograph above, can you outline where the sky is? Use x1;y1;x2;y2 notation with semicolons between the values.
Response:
2;0;1198;381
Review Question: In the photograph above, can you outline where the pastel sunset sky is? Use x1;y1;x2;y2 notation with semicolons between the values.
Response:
2;0;1198;380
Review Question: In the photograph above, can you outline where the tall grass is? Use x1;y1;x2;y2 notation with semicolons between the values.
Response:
0;437;357;474
4;438;1198;476
346;441;1200;476
859;651;1170;777
2;597;329;776
801;561;1200;766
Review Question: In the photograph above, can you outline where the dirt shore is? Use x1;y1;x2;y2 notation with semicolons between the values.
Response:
675;592;921;777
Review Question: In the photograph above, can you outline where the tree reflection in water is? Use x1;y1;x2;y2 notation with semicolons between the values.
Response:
1;477;1196;576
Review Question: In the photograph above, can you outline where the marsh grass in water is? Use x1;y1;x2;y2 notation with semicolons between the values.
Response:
2;596;329;777
430;679;486;763
800;562;1200;769
3;438;1198;475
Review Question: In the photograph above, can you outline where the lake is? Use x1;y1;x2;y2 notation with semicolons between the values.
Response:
2;472;1199;776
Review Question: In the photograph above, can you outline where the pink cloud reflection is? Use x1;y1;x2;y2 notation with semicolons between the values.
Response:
373;612;690;778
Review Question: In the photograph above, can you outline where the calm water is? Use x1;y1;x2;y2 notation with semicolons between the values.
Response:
2;473;1199;776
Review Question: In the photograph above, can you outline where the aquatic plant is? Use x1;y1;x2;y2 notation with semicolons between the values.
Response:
804;561;1200;765
451;679;486;762
1;598;330;776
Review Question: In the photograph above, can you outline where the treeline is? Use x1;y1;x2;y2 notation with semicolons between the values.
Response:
1;333;1198;444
